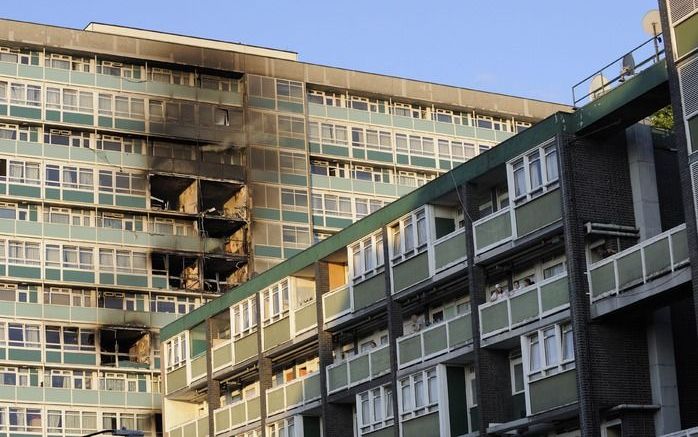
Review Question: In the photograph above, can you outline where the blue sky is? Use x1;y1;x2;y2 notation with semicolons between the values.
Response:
2;0;659;104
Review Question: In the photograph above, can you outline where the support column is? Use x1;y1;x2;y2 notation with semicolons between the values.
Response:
206;318;221;435
647;307;681;434
557;132;601;437
626;123;662;240
256;293;272;434
316;261;354;437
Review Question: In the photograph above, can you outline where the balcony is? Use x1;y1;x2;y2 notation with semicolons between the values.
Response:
322;274;386;324
473;188;562;256
588;224;689;303
326;343;390;394
528;368;577;415
479;273;569;339
397;311;473;369
167;415;209;437
0;385;161;409
214;396;261;435
661;427;698;437
262;302;318;352
265;371;321;416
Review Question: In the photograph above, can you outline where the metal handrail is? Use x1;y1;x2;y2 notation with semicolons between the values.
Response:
572;34;664;106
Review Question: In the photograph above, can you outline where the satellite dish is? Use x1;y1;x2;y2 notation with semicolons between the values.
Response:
589;74;609;101
642;10;662;36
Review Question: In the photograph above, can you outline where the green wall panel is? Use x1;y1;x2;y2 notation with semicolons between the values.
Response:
529;369;577;414
353;273;385;310
402;412;440;437
263;317;291;350
392;252;429;291
514;189;561;237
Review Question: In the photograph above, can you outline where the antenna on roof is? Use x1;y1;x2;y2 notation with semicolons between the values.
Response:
642;10;663;61
589;74;609;101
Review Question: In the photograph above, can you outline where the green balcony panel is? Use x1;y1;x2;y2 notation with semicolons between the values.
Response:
198;418;209;437
73;389;99;405
0;61;18;76
115;119;145;132
247;397;261;421
393;252;429;292
151;276;168;289
277;101;303;113
263;317;291;350
63;112;93;126
435;122;455;135
96;74;121;89
312;215;325;227
310;174;331;189
151;312;179;328
514;189;562;237
347;108;370;123
328;362;348;392
166;366;188;395
72;225;97;241
278;137;305;150
398;335;422;366
116;195;146;208
43;186;61;201
540;276;569;312
322;144;350;157
448;314;473;347
254;245;283;258
8;348;41;362
434;232;467;271
17;64;42;79
325;216;353;229
267;387;285;414
475;211;512;251
44;67;68;82
122;80;147;93
280;174;306;186
366;150;393;162
234;333;258;364
63;189;94;203
17;386;43;402
371;346;390;376
128;392;154;408
63;352;96;365
0;138;15;154
191;354;206;381
351;148;366;160
98;193;114;205
423;324;448;357
45;350;62;363
413;119;435;132
0;218;13;234
396;153;410;165
182;422;197;437
439;160;452;171
352;179;375;194
45;109;61;122
15;302;41;318
122;153;148;168
353;273;386;311
529;369;578;414
402;412;440;437
616;250;643;289
101;391;126;406
589;262;616;298
349;354;370;384
510;288;539;326
233;400;251;427
215;408;230;433
71;307;98;323
45;387;71;404
8;265;41;279
308;102;326;117
63;269;95;284
364;426;395;437
480;300;508;335
98;308;125;325
675;13;698;58
249;96;275;110
43;222;68;239
370;112;392;126
43;144;69;160
309;142;322;154
672;228;689;264
20;141;42;155
213;343;232;369
10;105;41;119
326;106;348;120
285;380;304;407
305;373;321;400
282;210;309;223
411;156;437;168
9;184;41;198
323;286;350;320
294;304;317;333
0;301;13;317
15;221;41;235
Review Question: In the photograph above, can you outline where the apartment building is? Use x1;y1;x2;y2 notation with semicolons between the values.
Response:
160;5;698;436
0;18;566;436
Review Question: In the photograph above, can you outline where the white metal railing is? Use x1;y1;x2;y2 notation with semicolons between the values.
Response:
265;371;321;416
588;224;688;303
661;427;698;437
479;272;569;338
472;206;513;255
167;414;207;437
326;343;390;394
397;311;472;368
431;227;467;273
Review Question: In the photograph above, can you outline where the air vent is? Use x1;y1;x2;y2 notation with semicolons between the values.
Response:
668;0;697;24
679;54;698;118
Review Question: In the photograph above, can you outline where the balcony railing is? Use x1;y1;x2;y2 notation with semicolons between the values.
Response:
214;395;261;434
472;207;513;255
397;311;473;368
572;34;665;106
266;371;321;416
167;415;209;437
661;427;698;437
588;224;689;303
326;343;390;394
479;273;569;339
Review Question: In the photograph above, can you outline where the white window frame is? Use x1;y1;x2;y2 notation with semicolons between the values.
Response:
165;333;187;372
507;139;559;204
261;279;290;325
357;384;394;435
348;230;384;283
521;322;575;383
232;296;258;338
397;367;439;421
389;208;429;264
